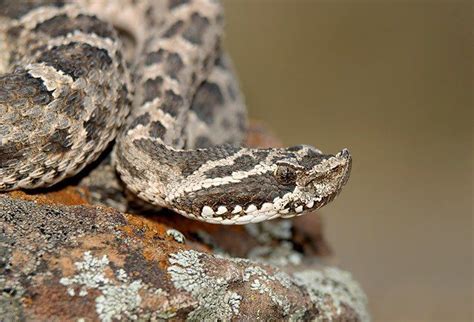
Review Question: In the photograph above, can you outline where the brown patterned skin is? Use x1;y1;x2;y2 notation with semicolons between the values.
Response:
0;0;352;224
0;1;131;190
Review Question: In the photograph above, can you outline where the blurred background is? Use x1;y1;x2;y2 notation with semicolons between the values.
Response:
222;0;472;321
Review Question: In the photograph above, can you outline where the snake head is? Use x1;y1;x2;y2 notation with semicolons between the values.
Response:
270;145;352;217
164;143;351;225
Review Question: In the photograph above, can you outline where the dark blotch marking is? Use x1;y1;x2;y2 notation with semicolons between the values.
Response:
34;14;114;39
0;0;64;19
165;53;184;80
115;146;147;182
203;155;259;179
148;121;166;139
37;42;112;81
179;145;240;177
182;13;210;45
162;20;184;38
133;139;176;168
6;25;23;40
133;139;239;177
61;90;85;120
161;90;183;117
42;128;71;154
145;49;183;79
116;84;131;122
0;71;53;106
129;112;150;130
143;76;163;104
190;81;224;125
168;0;190;10
0;141;26;167
83;106;108;143
144;49;165;66
0;71;56;167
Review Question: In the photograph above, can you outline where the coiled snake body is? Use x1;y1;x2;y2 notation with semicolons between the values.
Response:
0;0;351;224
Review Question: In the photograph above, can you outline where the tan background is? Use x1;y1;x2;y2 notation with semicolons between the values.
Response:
222;0;472;321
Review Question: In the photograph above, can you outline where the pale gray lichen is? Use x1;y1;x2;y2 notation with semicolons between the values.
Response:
245;220;302;266
59;251;144;322
247;242;303;266
168;250;369;321
0;277;25;321
245;220;293;243
293;267;370;322
170;250;294;317
168;250;242;321
166;229;186;243
243;265;293;315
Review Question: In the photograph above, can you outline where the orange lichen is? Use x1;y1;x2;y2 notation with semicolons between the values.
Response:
119;213;188;267
10;249;31;267
5;186;89;206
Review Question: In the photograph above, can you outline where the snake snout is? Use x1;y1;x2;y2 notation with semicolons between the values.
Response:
302;148;352;196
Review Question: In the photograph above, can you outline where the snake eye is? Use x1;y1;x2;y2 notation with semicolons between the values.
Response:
274;164;298;185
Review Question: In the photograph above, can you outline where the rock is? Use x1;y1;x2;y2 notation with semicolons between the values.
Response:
0;123;370;321
0;196;368;321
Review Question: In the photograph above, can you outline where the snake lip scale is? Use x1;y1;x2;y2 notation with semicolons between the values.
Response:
0;0;352;225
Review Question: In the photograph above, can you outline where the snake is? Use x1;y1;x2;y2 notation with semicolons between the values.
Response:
0;0;352;224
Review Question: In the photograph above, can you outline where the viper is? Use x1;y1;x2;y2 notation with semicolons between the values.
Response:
0;0;351;224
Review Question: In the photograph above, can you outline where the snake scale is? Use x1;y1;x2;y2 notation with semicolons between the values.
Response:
0;0;351;224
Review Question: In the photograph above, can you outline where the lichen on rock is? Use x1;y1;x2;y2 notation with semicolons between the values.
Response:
60;251;144;321
294;268;370;322
0;123;369;321
168;250;243;320
167;249;370;321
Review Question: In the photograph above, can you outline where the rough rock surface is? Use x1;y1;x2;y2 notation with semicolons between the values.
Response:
0;123;369;321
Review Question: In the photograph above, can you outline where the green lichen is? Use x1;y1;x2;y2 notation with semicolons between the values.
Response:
168;250;242;321
168;250;369;321
169;250;294;318
59;251;143;322
0;278;25;321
